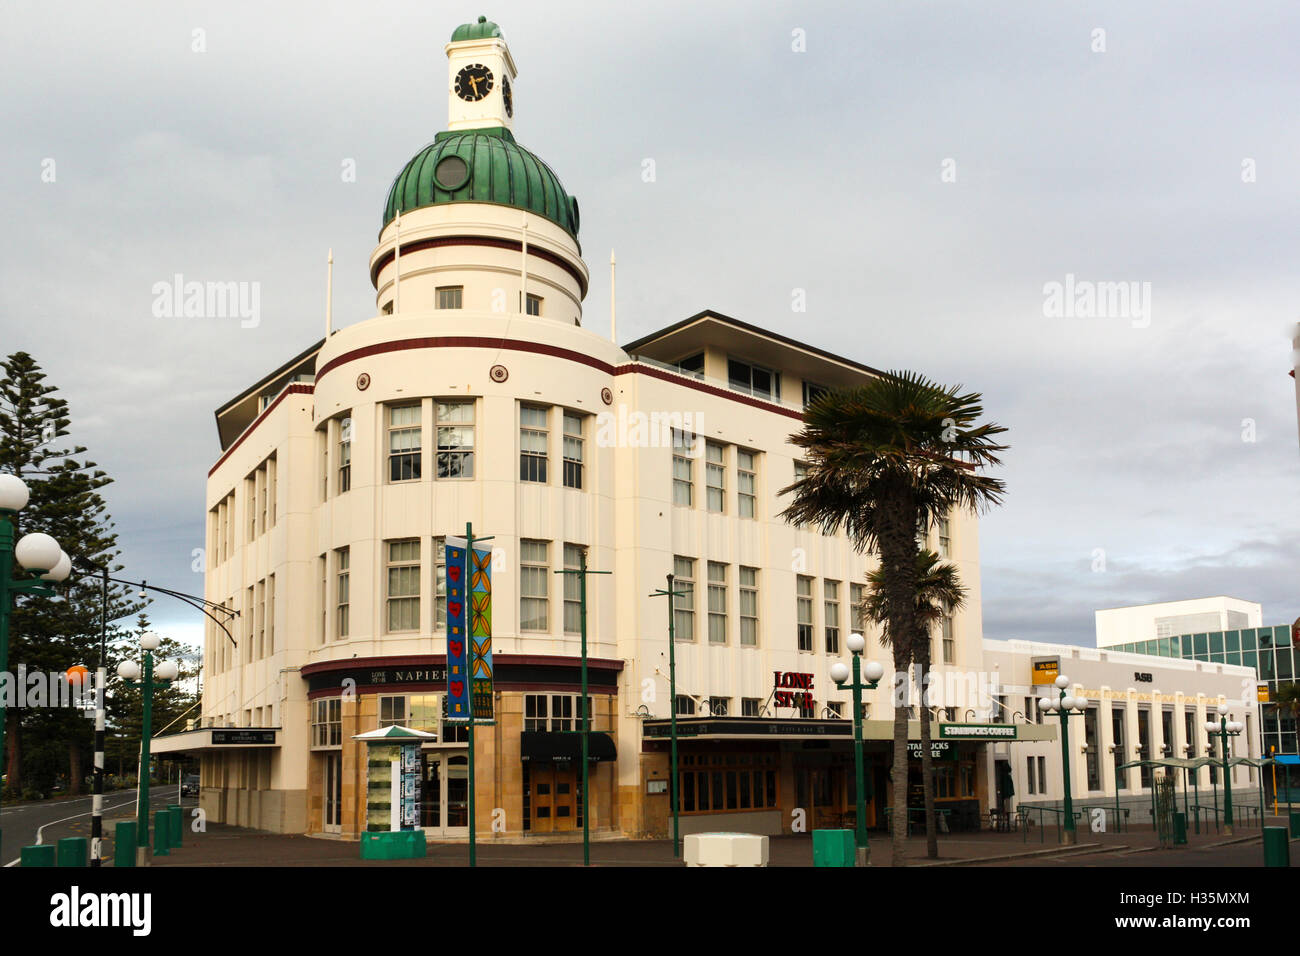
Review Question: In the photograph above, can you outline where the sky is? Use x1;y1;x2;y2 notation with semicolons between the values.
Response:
1;0;1297;651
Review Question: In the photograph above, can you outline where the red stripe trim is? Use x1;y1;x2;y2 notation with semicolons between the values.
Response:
371;235;588;297
314;336;802;420
300;653;624;678
208;383;314;477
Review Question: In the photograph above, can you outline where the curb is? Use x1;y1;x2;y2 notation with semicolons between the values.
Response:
912;842;1112;866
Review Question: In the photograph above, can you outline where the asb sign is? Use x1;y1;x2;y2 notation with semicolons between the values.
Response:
1031;658;1060;685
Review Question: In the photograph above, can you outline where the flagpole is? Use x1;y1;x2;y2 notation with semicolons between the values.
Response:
393;211;402;314
325;249;334;337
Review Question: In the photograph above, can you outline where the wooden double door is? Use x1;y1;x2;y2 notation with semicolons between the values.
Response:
529;761;583;833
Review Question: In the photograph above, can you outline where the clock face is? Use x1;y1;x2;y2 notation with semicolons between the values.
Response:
455;63;494;102
502;76;513;117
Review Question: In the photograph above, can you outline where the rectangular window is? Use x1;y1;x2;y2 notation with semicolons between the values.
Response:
338;417;352;493
824;580;840;654
318;555;326;647
938;516;951;557
255;580;265;659
386;539;420;632
802;380;830;408
736;449;757;518
436;286;463;309
520;539;549;631
707;562;727;645
741;698;760;717
520;405;549;483
1084;708;1101;791
675;695;696;717
727;358;780;401
673;556;695;641
1027;755;1037;795
433;536;446;631
850;582;866;632
387;404;422;482
436;400;474;478
1113;709;1128;790
335;547;350;640
267;573;275;655
705;442;725;513
672;430;694;507
825;701;843;719
562;412;584;489
739;567;758;647
708;696;729;717
797;575;814;652
378;695;407;728
563;544;583;634
525;293;542;316
312;698;342;747
941;608;955;664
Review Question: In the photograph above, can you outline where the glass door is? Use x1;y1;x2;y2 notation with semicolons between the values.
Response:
445;755;469;833
324;753;341;833
421;754;443;831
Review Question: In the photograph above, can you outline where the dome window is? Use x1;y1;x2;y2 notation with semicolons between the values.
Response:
434;154;470;192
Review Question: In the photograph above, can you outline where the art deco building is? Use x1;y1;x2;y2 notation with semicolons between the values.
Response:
156;16;998;840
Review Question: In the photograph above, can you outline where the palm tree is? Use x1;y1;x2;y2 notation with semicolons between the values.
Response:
781;371;1006;866
864;549;966;859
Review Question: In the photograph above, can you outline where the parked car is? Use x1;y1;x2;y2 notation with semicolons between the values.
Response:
181;774;200;796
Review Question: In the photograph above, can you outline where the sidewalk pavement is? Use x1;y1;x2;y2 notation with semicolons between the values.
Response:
148;815;1294;867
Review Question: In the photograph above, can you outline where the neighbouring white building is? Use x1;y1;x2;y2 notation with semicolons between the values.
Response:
1095;597;1262;649
983;639;1263;823
152;16;1003;840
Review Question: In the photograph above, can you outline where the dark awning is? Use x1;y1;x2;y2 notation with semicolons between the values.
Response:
520;731;616;763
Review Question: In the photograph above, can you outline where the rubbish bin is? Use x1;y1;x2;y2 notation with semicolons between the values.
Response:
57;837;87;867
153;810;170;857
166;805;183;848
113;821;136;867
812;829;856;867
1262;826;1290;867
21;844;55;867
1173;812;1188;845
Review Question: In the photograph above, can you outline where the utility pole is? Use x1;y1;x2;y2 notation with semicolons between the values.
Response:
649;573;688;859
555;549;609;866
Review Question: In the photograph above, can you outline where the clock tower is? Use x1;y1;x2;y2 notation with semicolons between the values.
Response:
446;16;517;132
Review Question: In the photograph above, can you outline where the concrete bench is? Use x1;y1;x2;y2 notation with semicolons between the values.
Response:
684;832;769;867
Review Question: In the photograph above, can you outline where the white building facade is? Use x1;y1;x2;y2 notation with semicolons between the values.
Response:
1095;597;1262;649
983;639;1263;822
153;17;998;841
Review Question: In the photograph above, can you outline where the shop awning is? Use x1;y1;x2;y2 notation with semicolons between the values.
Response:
520;731;616;763
1274;754;1300;765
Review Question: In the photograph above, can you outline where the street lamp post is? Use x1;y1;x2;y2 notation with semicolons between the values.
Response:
0;474;71;860
830;632;884;867
649;573;688;859
1038;675;1089;846
117;632;178;865
1205;707;1243;836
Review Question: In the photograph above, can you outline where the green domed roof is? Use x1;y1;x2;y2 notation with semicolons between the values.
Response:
382;127;580;241
451;16;501;42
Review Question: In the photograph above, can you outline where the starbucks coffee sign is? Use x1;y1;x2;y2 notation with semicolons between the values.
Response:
938;723;1017;740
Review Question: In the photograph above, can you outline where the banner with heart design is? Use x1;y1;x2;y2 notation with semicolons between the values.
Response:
444;538;472;720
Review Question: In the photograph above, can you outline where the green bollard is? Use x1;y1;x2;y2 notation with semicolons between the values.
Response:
1172;813;1188;846
152;810;170;857
166;805;182;848
1290;811;1300;839
113;821;137;867
1262;826;1290;867
56;837;87;867
21;844;55;867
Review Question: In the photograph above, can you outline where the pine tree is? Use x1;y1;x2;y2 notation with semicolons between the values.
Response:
0;352;143;796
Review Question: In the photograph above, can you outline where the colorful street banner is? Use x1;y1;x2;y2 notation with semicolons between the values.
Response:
445;537;471;720
469;543;494;720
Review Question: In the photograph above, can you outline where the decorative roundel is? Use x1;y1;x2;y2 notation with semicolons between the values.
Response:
356;372;371;391
570;196;581;234
489;364;509;383
434;154;470;192
600;387;613;405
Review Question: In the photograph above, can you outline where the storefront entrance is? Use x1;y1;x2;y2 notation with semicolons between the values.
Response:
421;751;469;837
323;752;342;833
526;760;583;833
